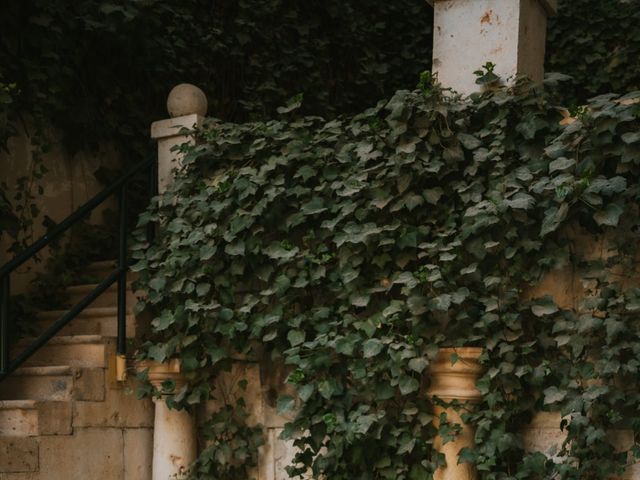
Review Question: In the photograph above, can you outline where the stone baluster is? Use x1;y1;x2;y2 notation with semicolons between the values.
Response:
427;347;484;480
139;359;197;480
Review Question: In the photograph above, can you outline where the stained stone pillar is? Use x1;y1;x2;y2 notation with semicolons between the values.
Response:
427;0;558;96
427;347;484;480
139;359;197;480
151;83;207;193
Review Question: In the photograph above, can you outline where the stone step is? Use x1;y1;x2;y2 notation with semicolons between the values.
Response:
17;335;107;369
0;367;74;401
0;401;37;436
84;260;117;282
65;282;136;309
35;308;136;337
0;400;72;437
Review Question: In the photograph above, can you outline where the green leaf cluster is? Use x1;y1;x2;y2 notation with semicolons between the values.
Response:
132;75;640;479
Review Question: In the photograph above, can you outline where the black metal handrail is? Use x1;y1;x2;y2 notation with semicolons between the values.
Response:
0;158;157;380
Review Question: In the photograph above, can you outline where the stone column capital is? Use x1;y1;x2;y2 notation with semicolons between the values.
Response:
427;347;484;403
137;359;188;393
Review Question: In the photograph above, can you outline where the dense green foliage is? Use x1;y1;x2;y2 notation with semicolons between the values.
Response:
546;0;640;105
131;75;640;479
0;0;433;153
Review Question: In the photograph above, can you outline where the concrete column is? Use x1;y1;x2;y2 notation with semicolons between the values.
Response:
151;83;208;193
427;347;484;480
139;359;197;480
427;0;558;96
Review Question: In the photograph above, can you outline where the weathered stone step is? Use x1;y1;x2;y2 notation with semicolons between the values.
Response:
35;308;136;337
17;335;106;368
0;401;37;436
0;400;72;437
0;367;74;401
65;282;136;309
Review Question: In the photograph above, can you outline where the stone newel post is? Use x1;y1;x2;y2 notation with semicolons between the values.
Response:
427;0;558;96
145;84;207;479
427;347;484;480
151;83;208;193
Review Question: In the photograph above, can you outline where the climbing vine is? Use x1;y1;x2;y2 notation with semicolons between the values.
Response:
546;0;640;106
131;73;640;479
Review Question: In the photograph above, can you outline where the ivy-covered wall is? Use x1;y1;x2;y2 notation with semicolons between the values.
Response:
132;77;640;479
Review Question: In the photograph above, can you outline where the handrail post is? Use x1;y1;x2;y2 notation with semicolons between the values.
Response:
116;184;127;381
147;84;206;480
0;275;9;375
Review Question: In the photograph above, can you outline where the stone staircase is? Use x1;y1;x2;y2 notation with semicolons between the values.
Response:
0;261;153;480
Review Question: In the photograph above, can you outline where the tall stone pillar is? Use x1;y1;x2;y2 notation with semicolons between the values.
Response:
427;0;558;96
427;347;484;480
144;86;207;478
151;83;208;193
140;359;198;480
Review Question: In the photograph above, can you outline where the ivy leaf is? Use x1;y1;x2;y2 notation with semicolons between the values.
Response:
540;203;568;236
276;395;296;414
298;384;314;402
593;203;624;226
504;192;535;210
149;277;166;291
287;329;305;346
543;386;567;405
148;343;167;363
225;239;245;256
301;197;327;215
457;133;482;150
531;297;558;317
549;157;575;173
398;376;420;395
363;339;384;358
621;131;640;144
408;357;428;373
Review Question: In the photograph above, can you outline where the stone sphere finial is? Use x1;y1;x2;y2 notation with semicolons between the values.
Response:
166;83;208;118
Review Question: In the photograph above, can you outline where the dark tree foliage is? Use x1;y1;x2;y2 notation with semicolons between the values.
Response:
0;0;434;157
546;0;640;106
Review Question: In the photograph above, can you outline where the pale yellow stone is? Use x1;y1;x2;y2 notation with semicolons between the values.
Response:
0;402;37;437
73;367;105;401
36;401;72;436
22;336;106;369
0;473;38;480
0;367;73;402
0;437;38;473
73;382;153;428
38;428;123;480
124;428;153;480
